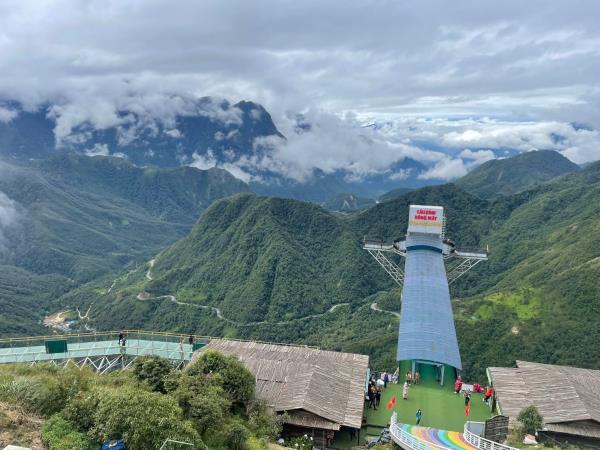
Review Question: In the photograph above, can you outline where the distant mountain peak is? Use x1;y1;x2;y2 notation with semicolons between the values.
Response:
456;150;580;198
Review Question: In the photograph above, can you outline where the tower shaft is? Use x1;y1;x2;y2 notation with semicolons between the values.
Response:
398;232;461;369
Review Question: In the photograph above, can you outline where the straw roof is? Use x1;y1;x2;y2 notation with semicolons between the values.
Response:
195;339;369;429
488;360;600;438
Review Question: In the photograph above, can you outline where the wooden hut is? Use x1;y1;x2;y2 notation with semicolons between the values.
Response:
194;339;369;448
488;360;600;449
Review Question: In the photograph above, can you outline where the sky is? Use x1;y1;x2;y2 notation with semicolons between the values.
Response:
1;0;600;181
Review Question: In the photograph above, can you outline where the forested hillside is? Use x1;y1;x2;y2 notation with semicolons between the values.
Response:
0;154;248;280
0;155;249;335
455;150;579;198
62;161;600;379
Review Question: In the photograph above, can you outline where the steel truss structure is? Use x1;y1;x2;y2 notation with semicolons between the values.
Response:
0;331;198;373
35;352;188;374
363;239;487;290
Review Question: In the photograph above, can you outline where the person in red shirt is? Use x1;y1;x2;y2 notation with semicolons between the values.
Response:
484;386;494;404
454;376;463;394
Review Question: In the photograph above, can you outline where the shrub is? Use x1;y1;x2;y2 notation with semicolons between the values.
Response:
41;414;94;450
63;390;100;432
227;423;249;450
170;373;231;433
288;435;313;450
132;356;174;393
0;365;92;416
90;386;201;450
248;400;285;440
517;405;544;435
187;351;255;404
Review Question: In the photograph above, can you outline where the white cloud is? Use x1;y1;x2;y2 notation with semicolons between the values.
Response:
459;149;496;164
165;128;183;138
0;106;18;123
251;110;447;182
0;0;599;176
84;143;110;157
189;150;254;182
418;157;468;180
0;191;19;252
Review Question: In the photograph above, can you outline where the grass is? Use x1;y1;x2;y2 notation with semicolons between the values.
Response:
366;382;491;432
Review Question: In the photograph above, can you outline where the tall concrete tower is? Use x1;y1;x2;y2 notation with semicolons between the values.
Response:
364;205;487;382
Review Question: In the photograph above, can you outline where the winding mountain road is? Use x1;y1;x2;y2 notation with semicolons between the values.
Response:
370;302;401;318
138;259;351;327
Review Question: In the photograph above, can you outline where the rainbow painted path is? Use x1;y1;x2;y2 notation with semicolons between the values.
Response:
399;424;478;450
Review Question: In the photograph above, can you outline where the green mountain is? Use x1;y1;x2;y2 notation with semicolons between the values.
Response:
322;193;376;212
378;187;413;203
69;162;600;381
0;154;249;281
455;150;579;198
0;155;249;335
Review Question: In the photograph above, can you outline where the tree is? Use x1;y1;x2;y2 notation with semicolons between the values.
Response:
132;356;174;393
169;373;231;434
517;405;544;435
90;386;202;450
188;351;255;404
248;400;285;441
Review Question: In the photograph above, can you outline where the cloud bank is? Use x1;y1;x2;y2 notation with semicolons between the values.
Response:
0;0;599;180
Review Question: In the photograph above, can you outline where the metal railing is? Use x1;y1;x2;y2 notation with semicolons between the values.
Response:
463;422;519;450
0;330;321;366
0;329;319;348
389;413;448;450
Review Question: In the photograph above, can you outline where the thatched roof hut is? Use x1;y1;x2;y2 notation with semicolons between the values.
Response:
194;339;369;437
488;360;600;447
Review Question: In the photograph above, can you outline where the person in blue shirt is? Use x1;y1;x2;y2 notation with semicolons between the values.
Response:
416;409;423;425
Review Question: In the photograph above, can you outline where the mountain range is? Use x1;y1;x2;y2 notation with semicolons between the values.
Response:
45;153;599;380
1;99;439;201
0;112;597;381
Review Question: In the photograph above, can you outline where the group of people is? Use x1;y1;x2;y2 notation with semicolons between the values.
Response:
404;369;420;385
402;369;420;400
367;372;391;410
454;376;494;403
366;368;495;426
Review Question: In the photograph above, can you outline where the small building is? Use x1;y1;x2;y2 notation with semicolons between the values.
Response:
195;339;369;448
488;360;600;449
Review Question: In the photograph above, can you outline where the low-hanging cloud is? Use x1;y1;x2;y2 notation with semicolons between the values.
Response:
0;191;19;252
0;0;599;180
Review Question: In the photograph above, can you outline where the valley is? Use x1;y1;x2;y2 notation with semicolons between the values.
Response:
28;156;598;381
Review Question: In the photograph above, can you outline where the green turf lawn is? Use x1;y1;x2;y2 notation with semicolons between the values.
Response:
366;382;491;432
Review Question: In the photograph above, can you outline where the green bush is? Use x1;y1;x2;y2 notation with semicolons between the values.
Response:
517;405;544;435
187;351;255;404
0;366;93;416
41;415;94;450
227;423;249;450
63;390;100;432
170;373;231;433
132;356;174;393
248;400;285;440
90;386;202;450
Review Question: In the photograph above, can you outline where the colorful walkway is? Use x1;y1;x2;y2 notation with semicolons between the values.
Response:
398;424;478;450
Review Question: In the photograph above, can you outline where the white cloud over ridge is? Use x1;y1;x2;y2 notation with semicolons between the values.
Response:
0;191;19;252
0;1;599;181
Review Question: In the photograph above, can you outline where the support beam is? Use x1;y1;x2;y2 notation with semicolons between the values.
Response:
446;257;484;284
365;249;405;287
